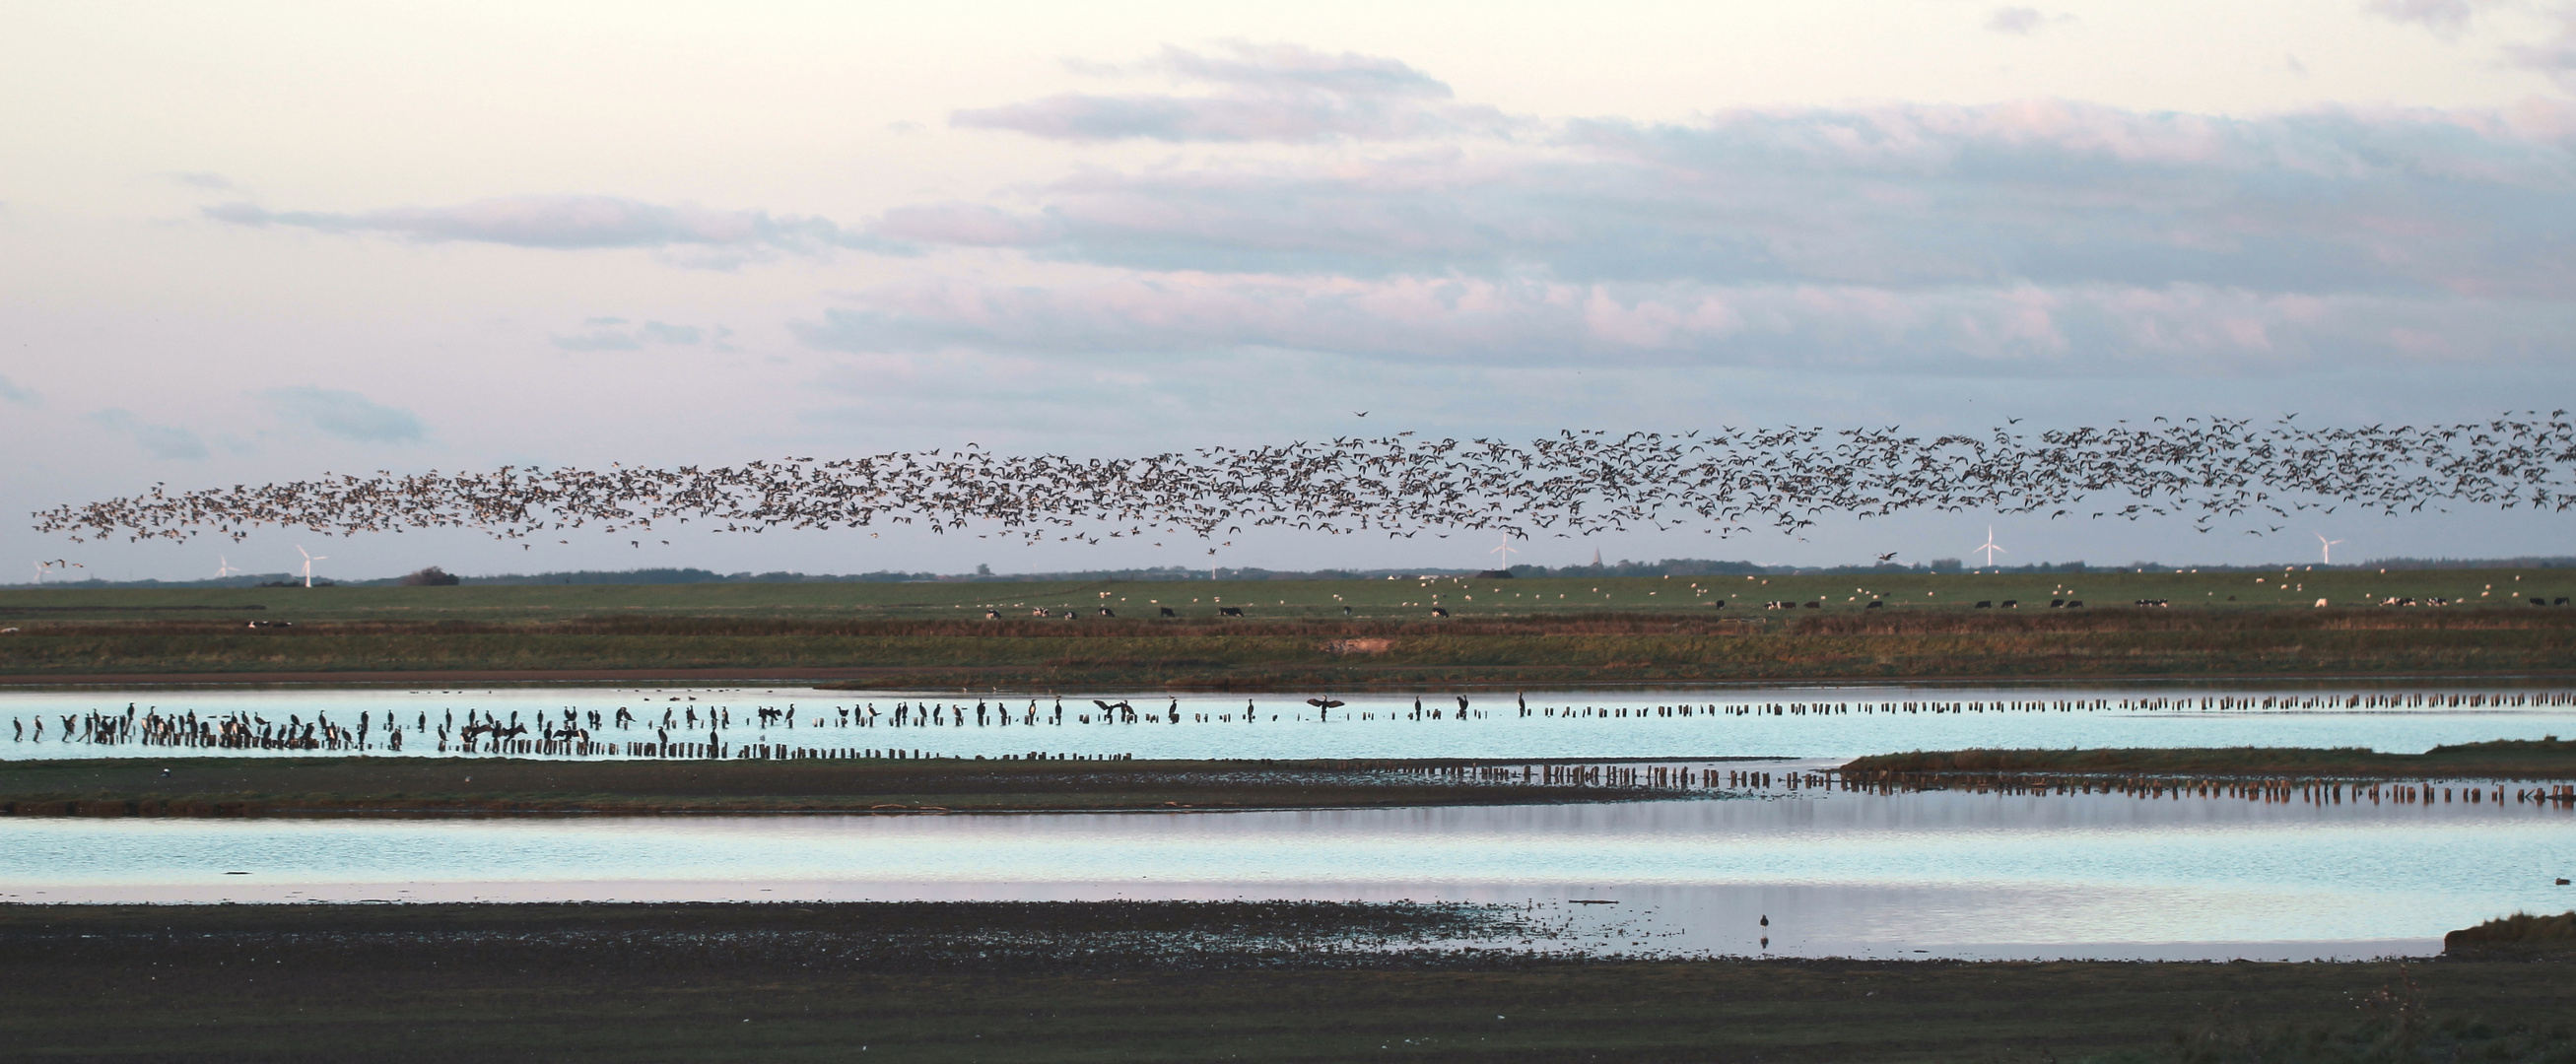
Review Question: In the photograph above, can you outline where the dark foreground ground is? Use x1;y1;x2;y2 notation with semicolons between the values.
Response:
3;903;2572;1063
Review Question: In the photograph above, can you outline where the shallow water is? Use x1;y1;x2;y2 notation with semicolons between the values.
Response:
8;681;2576;762
7;786;2568;962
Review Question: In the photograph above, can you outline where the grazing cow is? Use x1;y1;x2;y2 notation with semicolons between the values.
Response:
984;610;999;619
1159;607;1178;617
1864;601;1882;609
1975;601;1993;609
2000;600;2019;608
2068;600;2084;608
1342;605;1353;616
2535;598;2549;606
1098;607;1116;617
1711;600;1726;609
1430;607;1450;618
1219;607;1245;617
1803;601;1821;608
2559;598;2570;606
2050;599;2065;608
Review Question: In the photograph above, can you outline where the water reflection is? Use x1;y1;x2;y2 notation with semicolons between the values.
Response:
5;787;2565;962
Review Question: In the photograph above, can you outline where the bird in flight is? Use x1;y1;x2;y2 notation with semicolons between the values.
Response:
1876;552;1899;563
40;413;2572;552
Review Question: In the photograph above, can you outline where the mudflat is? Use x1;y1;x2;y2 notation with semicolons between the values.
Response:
0;755;1694;817
2;902;2571;1063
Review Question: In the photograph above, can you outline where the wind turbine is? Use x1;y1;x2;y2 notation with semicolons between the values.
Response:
2316;532;2344;565
295;546;328;588
1974;526;2007;568
215;555;242;579
1489;536;1519;571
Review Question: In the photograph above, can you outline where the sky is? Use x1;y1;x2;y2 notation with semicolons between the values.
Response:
5;0;2575;582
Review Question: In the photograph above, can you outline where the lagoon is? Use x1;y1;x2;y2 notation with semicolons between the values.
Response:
6;780;2566;962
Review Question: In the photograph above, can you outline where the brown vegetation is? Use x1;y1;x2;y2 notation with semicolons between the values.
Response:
1842;739;2576;779
2446;911;2576;956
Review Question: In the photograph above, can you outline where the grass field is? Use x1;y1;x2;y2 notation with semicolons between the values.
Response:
5;902;2572;1063
2;609;2573;686
5;569;2576;685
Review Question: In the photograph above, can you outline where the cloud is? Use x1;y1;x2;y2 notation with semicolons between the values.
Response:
87;410;207;459
795;272;2573;376
205;195;907;258
950;42;1523;142
0;373;39;407
820;87;2576;378
2364;0;2492;35
1986;8;2048;33
2506;14;2576;93
877;100;2576;301
166;171;236;191
550;319;726;352
257;387;425;443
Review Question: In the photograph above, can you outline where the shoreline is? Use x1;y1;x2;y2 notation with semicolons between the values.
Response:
1844;739;2576;782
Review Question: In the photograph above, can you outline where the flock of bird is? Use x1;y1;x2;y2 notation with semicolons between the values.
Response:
34;414;2576;548
23;690;2576;759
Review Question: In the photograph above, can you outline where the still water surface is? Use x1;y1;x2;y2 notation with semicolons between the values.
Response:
8;783;2568;962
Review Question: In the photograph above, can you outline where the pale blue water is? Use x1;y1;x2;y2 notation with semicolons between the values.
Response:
7;681;2576;761
5;783;2568;961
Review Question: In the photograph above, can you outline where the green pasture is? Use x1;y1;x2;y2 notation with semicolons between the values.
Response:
3;566;2569;623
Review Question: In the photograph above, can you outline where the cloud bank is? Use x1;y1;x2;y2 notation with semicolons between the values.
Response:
551;318;731;352
87;410;207;460
175;46;2576;381
950;42;1524;143
257;387;425;443
826;84;2576;376
205;195;903;258
0;373;39;407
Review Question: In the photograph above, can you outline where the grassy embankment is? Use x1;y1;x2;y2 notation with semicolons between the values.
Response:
4;902;2573;1063
1844;737;2576;780
0;756;1686;817
7;568;2576;686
